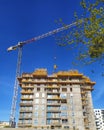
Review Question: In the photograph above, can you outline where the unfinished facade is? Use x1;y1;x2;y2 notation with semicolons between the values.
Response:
94;109;104;130
18;69;96;130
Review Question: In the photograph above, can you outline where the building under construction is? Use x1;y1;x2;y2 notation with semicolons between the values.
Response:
18;68;96;130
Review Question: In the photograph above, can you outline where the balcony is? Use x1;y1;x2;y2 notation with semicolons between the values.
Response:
21;97;33;100
50;122;61;126
46;85;60;89
20;103;33;106
47;117;61;120
47;96;61;100
84;86;93;91
22;79;30;82
61;99;67;103
47;103;61;106
47;108;61;113
21;90;34;94
22;73;32;77
20;109;33;113
34;79;46;83
21;79;36;84
22;85;34;89
59;79;80;84
19;115;32;119
47;90;60;94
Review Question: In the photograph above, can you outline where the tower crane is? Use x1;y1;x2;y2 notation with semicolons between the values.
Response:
7;19;83;127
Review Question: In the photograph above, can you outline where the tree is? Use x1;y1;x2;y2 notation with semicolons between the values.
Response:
56;0;104;65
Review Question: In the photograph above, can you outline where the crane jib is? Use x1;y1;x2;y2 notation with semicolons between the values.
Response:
8;20;83;49
22;21;79;44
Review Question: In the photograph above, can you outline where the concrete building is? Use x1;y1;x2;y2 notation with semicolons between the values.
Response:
0;121;9;128
18;69;96;130
94;109;104;130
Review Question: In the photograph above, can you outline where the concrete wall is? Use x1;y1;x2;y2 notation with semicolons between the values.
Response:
87;91;96;130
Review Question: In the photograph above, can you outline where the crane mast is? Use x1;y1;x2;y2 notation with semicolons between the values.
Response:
8;20;83;127
9;46;22;127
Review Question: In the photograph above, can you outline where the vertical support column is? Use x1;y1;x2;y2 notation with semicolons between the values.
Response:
72;86;85;130
86;91;96;130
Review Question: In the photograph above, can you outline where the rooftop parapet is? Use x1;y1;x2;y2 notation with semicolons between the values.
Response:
32;68;47;77
56;70;83;77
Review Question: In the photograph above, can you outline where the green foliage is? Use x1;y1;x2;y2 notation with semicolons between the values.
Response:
56;0;104;65
4;125;11;128
76;0;104;60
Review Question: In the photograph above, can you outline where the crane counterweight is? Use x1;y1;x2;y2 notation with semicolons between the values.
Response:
7;42;24;52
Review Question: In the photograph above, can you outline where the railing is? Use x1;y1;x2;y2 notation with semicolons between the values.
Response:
21;90;33;94
19;116;32;119
47;96;61;100
47;102;61;105
22;85;34;88
22;73;32;77
47;108;61;111
20;102;33;106
47;90;60;93
46;86;60;88
20;109;33;112
84;86;93;90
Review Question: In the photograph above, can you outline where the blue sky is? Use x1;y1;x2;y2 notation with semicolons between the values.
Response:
0;0;104;122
